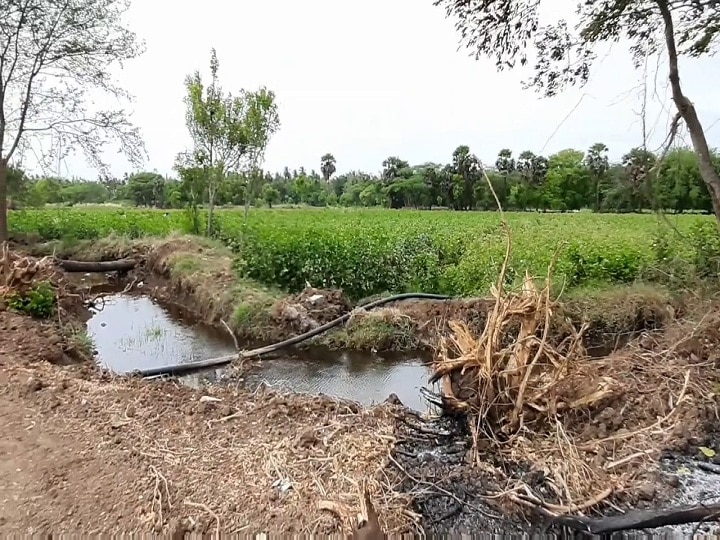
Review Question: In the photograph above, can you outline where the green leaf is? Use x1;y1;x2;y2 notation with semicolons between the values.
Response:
699;446;716;458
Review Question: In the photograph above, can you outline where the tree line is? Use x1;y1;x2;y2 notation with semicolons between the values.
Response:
6;143;719;213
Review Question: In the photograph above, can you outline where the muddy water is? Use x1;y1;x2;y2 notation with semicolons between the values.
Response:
87;294;436;411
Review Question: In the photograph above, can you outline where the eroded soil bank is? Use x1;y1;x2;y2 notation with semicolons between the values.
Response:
3;301;720;535
30;234;685;356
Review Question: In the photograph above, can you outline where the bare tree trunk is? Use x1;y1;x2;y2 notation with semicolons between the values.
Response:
657;0;720;224
0;159;8;242
207;187;215;237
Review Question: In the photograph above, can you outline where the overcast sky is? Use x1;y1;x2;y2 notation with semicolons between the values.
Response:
35;0;720;179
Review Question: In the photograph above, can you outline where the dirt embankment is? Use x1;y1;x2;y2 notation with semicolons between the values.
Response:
0;309;416;535
32;235;684;355
0;249;410;534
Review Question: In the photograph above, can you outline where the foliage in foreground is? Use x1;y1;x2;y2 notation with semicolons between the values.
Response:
7;281;57;319
10;207;720;299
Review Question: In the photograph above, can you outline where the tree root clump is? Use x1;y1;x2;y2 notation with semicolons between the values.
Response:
0;243;60;294
430;268;718;518
0;243;106;321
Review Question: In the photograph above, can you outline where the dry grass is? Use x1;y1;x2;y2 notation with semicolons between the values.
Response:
46;369;417;534
0;242;58;290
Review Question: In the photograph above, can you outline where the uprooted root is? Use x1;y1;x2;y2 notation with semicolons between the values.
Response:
431;271;592;434
431;268;718;515
0;243;91;319
0;242;60;293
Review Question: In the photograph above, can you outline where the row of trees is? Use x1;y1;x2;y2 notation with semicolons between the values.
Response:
7;143;718;213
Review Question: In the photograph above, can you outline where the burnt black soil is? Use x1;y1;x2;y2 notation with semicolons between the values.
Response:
390;408;720;538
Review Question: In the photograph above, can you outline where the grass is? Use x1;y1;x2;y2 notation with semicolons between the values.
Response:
559;283;679;346
230;279;280;338
143;325;167;341
63;324;96;358
322;310;419;351
10;207;720;301
144;235;283;337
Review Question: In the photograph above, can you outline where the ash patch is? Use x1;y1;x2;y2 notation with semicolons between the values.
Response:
390;411;532;535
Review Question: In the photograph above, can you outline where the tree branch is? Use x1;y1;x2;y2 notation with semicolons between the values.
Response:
5;0;71;160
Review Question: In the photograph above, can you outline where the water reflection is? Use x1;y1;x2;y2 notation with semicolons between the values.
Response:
87;294;436;410
88;295;235;373
244;349;437;411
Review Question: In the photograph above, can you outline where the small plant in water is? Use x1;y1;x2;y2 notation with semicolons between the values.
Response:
7;281;57;319
143;324;167;341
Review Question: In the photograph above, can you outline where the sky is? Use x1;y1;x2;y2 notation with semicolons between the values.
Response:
22;0;720;179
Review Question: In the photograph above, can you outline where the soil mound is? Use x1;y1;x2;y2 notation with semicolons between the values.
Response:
271;287;352;333
0;351;412;534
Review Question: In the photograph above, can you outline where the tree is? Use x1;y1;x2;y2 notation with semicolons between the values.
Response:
320;153;336;182
174;163;206;234
621;147;657;212
544;149;590;211
494;148;516;204
452;145;480;210
585;143;610;212
126;172;165;207
381;157;409;182
515;151;548;210
6;165;28;208
262;183;280;208
182;49;249;236
241;87;280;228
0;0;146;240
435;0;720;225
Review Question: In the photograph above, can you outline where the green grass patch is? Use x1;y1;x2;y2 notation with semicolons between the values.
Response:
323;311;418;351
10;207;720;300
230;279;281;337
560;282;679;344
7;281;57;319
63;324;96;359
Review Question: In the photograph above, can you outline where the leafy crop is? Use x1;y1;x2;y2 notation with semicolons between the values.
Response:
7;281;57;318
9;207;719;299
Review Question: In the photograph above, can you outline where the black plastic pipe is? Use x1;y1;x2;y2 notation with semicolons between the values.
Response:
127;292;451;379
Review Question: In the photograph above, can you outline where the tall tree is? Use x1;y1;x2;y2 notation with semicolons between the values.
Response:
320;153;336;182
495;148;515;201
0;0;146;241
655;148;712;213
516;151;548;210
621;147;657;212
544;149;590;211
182;49;248;236
241;87;280;225
452;145;480;210
585;143;610;212
435;0;720;225
381;156;409;182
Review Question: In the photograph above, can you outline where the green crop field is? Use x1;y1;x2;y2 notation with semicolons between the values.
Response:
9;207;719;299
